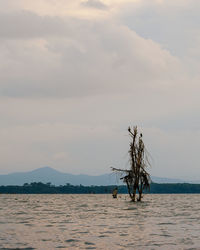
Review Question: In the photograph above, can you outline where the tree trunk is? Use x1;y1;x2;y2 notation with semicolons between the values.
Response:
138;191;142;201
131;189;136;202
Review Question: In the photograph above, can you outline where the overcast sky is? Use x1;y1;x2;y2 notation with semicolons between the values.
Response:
1;0;200;180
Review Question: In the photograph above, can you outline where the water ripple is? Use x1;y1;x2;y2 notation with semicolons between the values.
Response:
0;194;200;249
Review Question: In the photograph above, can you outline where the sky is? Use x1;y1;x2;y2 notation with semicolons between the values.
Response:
0;0;200;180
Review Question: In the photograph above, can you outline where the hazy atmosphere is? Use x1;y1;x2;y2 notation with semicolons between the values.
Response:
1;0;200;181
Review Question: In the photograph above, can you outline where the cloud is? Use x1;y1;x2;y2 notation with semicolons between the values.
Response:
117;0;200;60
1;0;200;180
0;0;110;19
81;0;107;10
0;10;182;98
0;11;74;39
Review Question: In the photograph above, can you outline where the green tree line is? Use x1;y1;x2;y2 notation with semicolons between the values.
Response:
1;182;200;194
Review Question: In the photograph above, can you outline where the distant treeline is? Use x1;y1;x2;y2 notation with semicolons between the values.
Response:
1;182;200;194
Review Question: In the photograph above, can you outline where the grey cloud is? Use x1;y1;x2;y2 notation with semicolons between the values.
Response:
118;0;200;59
0;11;74;39
81;0;107;10
0;11;182;98
1;1;200;179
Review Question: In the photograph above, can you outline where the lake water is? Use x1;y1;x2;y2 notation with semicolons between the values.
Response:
0;194;200;249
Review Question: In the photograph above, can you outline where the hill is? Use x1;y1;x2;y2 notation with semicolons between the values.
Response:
0;166;191;186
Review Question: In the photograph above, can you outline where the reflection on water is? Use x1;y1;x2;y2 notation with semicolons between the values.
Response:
0;194;200;249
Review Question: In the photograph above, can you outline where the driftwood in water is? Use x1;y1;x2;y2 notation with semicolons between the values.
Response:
112;126;151;202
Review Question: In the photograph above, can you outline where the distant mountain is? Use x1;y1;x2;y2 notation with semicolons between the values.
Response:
0;167;194;186
0;167;121;186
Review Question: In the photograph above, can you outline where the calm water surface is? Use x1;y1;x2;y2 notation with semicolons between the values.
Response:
0;194;200;249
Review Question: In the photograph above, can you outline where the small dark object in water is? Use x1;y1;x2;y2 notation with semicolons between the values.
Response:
112;187;118;198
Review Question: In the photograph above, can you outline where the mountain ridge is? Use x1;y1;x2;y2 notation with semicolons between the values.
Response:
0;167;196;186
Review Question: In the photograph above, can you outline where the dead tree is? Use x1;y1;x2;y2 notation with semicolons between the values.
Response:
112;126;151;202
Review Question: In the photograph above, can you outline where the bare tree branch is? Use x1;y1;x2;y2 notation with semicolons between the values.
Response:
111;126;151;202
